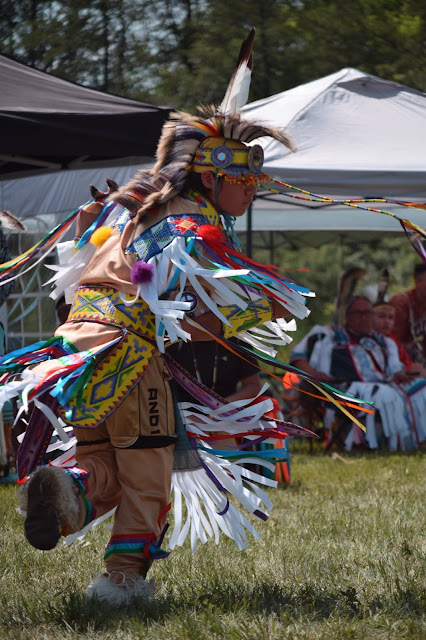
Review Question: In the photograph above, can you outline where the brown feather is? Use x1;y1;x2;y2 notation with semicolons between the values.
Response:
237;27;255;71
335;267;366;326
0;210;26;230
375;268;390;305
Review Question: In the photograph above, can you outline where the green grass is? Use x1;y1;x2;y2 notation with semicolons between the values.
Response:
0;449;425;639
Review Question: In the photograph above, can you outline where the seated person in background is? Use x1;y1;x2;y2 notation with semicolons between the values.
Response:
390;263;426;366
290;296;425;451
290;296;409;384
373;301;426;377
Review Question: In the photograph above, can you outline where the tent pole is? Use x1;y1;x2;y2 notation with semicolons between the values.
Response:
270;230;274;264
246;201;252;258
338;235;344;268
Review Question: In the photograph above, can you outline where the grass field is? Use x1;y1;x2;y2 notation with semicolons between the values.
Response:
0;448;424;640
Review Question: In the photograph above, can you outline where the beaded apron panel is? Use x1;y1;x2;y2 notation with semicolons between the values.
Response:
60;286;157;428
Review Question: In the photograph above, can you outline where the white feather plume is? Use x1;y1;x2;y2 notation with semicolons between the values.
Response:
220;28;255;115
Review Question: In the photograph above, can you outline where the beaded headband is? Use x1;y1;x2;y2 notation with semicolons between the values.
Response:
109;29;293;216
190;137;270;185
373;303;394;313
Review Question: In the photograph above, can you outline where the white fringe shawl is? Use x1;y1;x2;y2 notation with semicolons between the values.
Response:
43;198;312;355
343;381;411;451
120;236;310;354
169;392;279;552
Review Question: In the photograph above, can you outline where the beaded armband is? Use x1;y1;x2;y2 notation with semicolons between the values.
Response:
220;299;273;338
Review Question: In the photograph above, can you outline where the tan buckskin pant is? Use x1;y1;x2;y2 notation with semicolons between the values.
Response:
73;351;175;576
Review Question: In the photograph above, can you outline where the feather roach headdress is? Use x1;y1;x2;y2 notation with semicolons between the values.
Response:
0;210;26;230
334;266;366;326
110;28;294;218
373;268;392;310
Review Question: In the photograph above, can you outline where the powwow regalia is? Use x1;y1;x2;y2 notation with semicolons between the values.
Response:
0;28;424;604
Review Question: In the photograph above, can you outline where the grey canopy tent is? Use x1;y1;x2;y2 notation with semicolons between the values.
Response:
0;54;170;175
0;54;170;348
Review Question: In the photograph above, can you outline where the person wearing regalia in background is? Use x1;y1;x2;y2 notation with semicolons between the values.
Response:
373;269;426;377
290;267;426;451
390;263;426;367
372;268;426;446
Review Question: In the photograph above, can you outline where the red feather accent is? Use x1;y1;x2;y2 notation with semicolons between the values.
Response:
197;224;296;293
198;224;227;249
225;244;281;274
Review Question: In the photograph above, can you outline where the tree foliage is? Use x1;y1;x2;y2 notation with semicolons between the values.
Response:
1;0;424;321
293;0;426;93
1;0;425;107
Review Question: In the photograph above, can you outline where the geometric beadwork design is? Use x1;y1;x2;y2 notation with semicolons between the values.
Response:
111;191;222;257
221;299;273;338
112;207;134;235
60;286;157;428
69;287;156;337
61;330;156;428
129;213;215;260
125;192;222;258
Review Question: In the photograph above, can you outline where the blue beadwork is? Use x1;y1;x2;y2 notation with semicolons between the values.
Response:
128;214;212;260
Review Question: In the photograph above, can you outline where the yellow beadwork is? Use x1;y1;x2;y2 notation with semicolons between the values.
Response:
61;287;157;428
220;299;273;339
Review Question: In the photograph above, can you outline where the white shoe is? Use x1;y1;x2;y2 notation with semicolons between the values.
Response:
85;572;155;606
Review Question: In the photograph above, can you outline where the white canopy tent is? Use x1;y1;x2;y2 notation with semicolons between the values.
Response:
242;67;426;197
240;67;426;250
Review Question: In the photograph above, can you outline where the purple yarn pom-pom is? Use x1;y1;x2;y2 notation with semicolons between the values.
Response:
130;261;154;285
